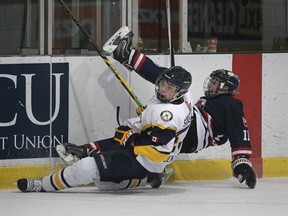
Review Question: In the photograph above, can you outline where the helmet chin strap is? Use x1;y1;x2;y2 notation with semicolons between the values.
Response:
170;89;187;102
157;92;183;103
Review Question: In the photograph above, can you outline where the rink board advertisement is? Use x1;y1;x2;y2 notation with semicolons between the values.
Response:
0;63;69;159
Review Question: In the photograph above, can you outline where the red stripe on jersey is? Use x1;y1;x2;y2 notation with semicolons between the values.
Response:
199;108;215;147
137;55;146;71
87;141;102;152
131;51;146;71
131;51;141;70
232;147;252;159
131;52;139;65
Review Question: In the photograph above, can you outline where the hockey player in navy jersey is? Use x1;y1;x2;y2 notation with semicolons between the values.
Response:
16;27;193;192
101;26;256;189
181;69;257;188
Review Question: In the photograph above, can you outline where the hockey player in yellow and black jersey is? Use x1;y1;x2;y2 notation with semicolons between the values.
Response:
17;27;193;192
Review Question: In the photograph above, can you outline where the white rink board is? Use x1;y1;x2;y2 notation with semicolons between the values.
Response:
262;53;288;157
52;56;131;144
0;53;287;166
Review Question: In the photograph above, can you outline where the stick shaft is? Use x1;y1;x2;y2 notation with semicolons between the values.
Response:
59;0;143;107
166;0;175;67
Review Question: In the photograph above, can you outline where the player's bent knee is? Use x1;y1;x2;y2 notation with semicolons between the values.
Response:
76;157;98;178
65;157;99;186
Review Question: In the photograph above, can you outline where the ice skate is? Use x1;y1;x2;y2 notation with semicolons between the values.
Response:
162;168;174;184
103;26;132;53
17;178;45;192
103;26;134;65
56;143;81;163
147;168;174;188
56;142;100;163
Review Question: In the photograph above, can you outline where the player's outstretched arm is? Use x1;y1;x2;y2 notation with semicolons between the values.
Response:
103;26;167;84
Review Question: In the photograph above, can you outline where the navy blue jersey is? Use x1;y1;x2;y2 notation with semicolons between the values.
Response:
128;49;166;84
183;95;252;159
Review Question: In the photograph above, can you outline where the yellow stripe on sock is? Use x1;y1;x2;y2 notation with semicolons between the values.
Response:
128;179;140;188
53;170;66;190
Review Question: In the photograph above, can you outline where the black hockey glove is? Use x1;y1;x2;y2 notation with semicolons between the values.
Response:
114;126;136;148
232;156;257;189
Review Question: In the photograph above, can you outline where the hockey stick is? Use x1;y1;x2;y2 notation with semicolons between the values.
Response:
166;0;175;67
58;0;143;107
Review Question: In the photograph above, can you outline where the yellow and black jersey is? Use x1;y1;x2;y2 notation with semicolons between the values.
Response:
124;93;193;173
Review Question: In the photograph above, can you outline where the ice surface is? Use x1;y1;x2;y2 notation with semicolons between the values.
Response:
0;178;287;216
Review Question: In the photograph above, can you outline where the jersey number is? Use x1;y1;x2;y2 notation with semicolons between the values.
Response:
243;130;250;141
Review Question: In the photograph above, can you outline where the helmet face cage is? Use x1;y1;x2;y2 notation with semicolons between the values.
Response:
155;66;192;103
155;78;185;102
203;69;240;98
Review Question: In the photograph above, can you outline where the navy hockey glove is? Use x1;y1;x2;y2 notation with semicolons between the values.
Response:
114;126;136;148
232;156;257;189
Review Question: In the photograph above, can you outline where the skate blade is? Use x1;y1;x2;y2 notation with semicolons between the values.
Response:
162;168;174;184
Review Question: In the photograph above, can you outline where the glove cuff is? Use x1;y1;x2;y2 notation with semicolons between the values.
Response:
87;141;101;156
232;157;252;170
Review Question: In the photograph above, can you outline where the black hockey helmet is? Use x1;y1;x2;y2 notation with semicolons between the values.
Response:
155;66;192;102
204;69;240;98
